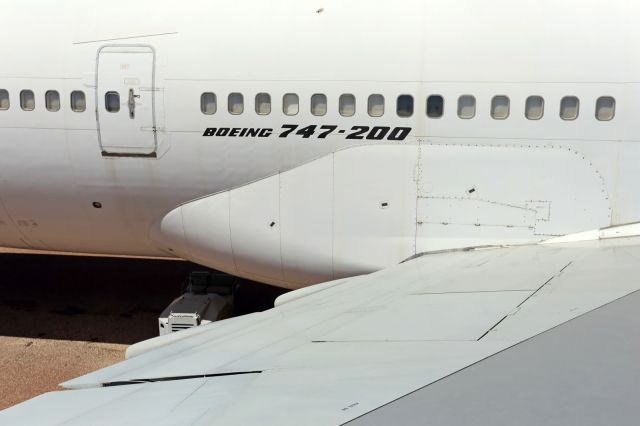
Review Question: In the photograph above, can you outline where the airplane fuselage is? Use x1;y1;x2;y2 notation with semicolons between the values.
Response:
1;0;639;288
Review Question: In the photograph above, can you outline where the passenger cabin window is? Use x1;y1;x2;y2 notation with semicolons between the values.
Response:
397;95;413;117
311;94;327;116
560;96;579;120
45;90;60;112
283;93;299;116
339;94;356;117
426;95;444;118
20;90;35;111
200;92;216;115
525;96;544;120
255;93;271;115
491;95;510;120
228;93;244;115
105;92;120;112
368;94;384;117
457;95;476;119
596;96;615;121
71;91;86;112
0;90;9;110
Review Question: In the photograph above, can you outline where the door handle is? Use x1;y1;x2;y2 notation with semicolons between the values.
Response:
128;88;140;119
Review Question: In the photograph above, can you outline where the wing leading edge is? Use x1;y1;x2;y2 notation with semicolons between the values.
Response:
3;229;640;425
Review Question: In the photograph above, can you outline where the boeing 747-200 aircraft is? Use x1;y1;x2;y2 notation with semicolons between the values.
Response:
1;0;640;424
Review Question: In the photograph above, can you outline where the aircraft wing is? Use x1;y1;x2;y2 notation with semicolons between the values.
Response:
3;228;640;425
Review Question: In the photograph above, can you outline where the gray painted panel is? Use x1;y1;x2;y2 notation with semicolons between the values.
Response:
347;290;640;426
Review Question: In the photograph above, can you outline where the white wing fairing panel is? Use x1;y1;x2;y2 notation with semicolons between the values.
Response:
151;143;610;289
3;235;640;425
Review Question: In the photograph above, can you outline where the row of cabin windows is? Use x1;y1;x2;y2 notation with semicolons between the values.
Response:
201;92;393;118
0;89;87;112
200;92;617;122
0;88;616;122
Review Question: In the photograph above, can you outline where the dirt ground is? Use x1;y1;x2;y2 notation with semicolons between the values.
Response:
0;336;127;409
0;248;286;410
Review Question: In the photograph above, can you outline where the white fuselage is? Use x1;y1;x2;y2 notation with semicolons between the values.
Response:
0;0;639;288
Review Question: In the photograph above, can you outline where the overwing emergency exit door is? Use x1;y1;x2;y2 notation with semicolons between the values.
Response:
97;45;157;156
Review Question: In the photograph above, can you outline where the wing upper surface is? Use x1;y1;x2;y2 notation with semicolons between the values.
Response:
3;236;640;425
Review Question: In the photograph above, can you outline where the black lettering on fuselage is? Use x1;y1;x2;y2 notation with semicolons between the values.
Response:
203;127;278;138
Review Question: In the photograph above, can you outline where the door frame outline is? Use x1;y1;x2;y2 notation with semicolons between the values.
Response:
95;44;158;158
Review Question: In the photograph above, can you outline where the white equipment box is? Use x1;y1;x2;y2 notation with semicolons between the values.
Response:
158;292;232;335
